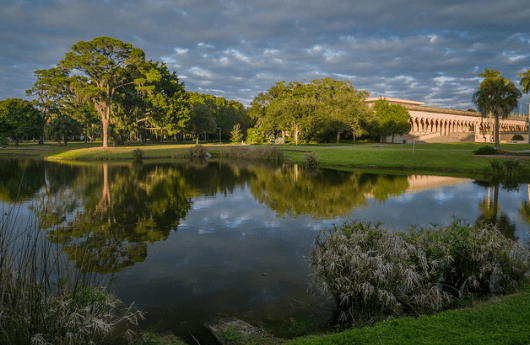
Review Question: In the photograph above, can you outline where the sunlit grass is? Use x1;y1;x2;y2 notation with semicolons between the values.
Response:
283;143;530;174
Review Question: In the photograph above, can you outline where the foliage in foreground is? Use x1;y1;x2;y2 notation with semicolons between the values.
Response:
287;288;530;345
0;207;144;344
309;220;530;327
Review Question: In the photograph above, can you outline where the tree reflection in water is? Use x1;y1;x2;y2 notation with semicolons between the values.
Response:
3;158;528;273
248;165;410;219
475;180;517;240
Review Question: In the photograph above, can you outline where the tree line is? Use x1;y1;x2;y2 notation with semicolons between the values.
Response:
19;36;530;147
0;37;250;147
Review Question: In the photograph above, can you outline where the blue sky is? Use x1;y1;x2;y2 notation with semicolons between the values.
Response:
1;0;530;110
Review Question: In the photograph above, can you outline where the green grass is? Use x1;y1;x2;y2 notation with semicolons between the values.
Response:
0;141;218;161
287;289;530;345
283;143;530;175
2;141;530;177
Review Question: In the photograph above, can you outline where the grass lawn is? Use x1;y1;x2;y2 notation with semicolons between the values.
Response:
287;289;530;345
2;141;530;176
283;142;530;175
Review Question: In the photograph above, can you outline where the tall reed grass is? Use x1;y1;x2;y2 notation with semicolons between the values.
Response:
220;145;284;162
309;220;530;327
0;203;144;344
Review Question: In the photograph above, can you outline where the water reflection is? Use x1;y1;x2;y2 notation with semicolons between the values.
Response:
1;158;530;339
474;181;519;239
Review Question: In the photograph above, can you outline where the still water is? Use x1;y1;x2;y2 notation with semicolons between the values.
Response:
1;158;529;339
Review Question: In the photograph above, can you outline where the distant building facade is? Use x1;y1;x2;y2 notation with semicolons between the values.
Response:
365;97;529;143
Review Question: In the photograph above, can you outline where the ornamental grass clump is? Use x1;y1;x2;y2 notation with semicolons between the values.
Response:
0;206;144;344
309;220;529;327
189;144;210;159
221;145;284;162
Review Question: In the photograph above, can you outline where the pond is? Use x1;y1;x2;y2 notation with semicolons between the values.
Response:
1;158;529;341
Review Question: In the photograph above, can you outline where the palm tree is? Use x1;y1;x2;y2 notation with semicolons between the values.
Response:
472;76;521;151
519;69;530;143
476;69;502;141
478;68;501;81
519;69;530;109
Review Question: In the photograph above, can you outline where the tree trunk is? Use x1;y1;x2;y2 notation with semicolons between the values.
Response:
336;131;341;143
102;108;109;148
294;123;299;145
494;113;500;151
391;133;395;143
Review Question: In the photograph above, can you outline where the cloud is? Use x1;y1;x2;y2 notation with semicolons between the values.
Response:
1;0;530;109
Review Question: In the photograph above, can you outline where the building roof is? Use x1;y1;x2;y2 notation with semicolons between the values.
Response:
364;97;425;106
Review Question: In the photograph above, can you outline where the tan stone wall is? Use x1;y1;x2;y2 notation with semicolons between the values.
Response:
366;98;529;143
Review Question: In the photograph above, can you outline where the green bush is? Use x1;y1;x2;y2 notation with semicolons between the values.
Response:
309;220;529;327
502;158;522;175
230;123;243;144
304;152;319;168
246;127;267;144
132;148;144;163
473;145;497;155
511;134;524;141
0;134;8;147
490;159;503;173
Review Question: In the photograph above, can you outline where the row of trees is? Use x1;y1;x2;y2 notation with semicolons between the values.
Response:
2;35;410;147
10;36;530;148
0;37;248;147
248;78;410;144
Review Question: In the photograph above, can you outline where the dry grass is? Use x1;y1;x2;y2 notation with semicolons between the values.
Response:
220;145;284;161
0;204;144;344
309;220;530;327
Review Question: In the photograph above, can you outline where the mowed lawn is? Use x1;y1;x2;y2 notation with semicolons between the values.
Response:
2;141;530;174
283;143;530;173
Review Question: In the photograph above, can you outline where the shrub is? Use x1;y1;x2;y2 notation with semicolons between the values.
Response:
0;134;8;147
309;220;529;327
189;144;210;159
502;158;522;176
304;152;319;168
473;145;497;155
246;128;266;144
230;123;243;144
511;134;524;141
132;148;144;163
490;159;503;173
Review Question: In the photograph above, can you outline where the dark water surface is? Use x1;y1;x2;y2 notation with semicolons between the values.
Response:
1;158;529;340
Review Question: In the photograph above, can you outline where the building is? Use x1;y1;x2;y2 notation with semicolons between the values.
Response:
365;97;529;143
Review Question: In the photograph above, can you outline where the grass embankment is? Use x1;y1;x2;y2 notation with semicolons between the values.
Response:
286;289;530;345
283;143;530;175
3;142;530;176
0;141;213;161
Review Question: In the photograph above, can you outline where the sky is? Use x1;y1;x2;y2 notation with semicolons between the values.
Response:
1;0;530;111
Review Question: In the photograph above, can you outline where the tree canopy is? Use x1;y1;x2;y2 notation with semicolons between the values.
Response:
250;78;371;144
372;98;411;143
0;98;43;146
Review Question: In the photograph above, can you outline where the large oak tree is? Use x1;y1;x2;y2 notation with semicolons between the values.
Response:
59;37;147;147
